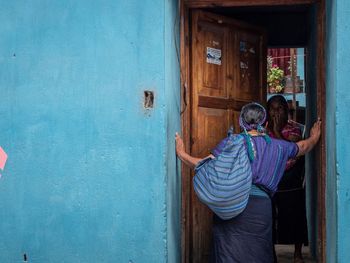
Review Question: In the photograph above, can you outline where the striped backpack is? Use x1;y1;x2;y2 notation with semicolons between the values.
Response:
193;133;252;220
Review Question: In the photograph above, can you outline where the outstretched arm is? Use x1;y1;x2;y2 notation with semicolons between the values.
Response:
175;133;213;169
296;120;321;157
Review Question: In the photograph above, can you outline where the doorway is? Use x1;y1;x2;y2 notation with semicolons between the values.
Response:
267;46;311;262
180;1;325;263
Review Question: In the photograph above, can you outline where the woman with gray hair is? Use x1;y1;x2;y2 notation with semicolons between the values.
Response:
175;102;321;263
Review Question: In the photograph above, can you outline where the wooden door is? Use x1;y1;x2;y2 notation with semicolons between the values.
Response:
189;10;267;263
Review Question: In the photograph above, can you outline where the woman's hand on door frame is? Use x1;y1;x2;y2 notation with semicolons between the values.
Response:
175;132;185;156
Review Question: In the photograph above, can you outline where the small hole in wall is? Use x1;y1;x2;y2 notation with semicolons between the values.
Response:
144;91;154;109
23;253;28;261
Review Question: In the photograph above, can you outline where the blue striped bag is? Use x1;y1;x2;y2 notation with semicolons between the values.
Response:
193;134;252;220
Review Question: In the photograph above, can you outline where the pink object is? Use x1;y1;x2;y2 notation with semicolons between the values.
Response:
0;146;8;170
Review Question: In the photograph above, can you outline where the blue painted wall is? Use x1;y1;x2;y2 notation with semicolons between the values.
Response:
165;0;181;262
326;0;350;262
325;0;337;262
0;1;180;262
336;0;350;258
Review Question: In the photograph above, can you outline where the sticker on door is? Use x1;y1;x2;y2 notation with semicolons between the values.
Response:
206;47;222;65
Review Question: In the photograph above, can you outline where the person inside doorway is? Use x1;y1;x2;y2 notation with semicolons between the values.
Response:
175;102;321;263
267;95;309;263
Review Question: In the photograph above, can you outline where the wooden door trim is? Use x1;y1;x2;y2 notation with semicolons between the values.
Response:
180;2;192;263
198;96;248;110
316;1;326;262
197;10;268;33
179;1;326;263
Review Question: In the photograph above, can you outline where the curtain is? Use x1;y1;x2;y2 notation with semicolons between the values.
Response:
268;48;297;76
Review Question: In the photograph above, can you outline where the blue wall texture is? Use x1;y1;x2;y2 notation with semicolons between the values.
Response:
333;0;350;262
2;0;349;262
0;1;180;262
326;0;350;262
165;0;181;262
326;0;337;262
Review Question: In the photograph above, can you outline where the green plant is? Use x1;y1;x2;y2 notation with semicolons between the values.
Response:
267;64;284;93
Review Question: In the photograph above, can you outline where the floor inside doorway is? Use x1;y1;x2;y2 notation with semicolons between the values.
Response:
276;245;316;263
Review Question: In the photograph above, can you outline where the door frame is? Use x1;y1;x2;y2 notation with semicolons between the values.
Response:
179;1;326;263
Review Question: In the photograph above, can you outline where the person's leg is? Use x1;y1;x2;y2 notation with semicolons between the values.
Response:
272;196;278;263
294;243;304;263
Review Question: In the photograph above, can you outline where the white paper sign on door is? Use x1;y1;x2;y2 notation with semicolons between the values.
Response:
206;47;222;65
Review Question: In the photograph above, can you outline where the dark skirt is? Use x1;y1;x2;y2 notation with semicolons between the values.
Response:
273;188;308;244
273;157;308;245
212;195;274;263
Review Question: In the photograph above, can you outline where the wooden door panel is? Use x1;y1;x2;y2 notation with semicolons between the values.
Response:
191;107;230;263
191;199;212;263
193;107;229;157
189;10;266;263
233;31;262;101
195;20;228;98
232;110;241;133
191;107;231;263
193;107;229;156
